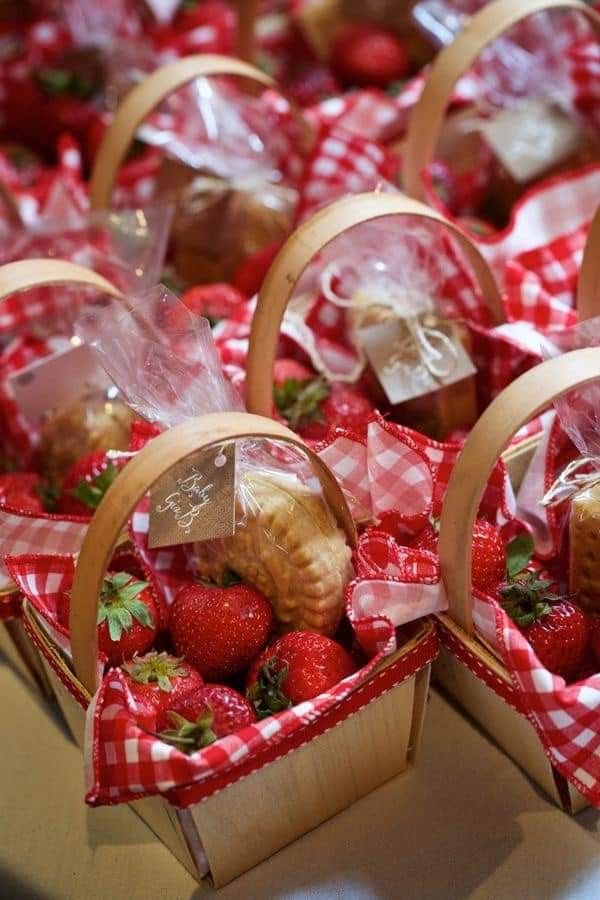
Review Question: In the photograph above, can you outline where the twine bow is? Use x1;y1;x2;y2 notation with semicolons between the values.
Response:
541;456;600;507
320;262;459;381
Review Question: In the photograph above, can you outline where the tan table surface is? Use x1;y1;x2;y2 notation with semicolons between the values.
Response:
3;651;600;900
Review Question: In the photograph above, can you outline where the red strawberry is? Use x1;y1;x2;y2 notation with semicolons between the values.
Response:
331;23;410;88
502;579;590;682
159;684;256;752
273;358;315;384
285;63;340;107
412;518;506;592
121;651;204;731
169;583;273;680
181;283;246;321
58;451;122;517
163;283;246;332
273;364;373;441
247;631;356;716
97;573;158;666
233;240;283;297
0;472;48;514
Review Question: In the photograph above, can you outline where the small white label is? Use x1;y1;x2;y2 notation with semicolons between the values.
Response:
8;343;111;428
360;316;476;405
480;98;583;183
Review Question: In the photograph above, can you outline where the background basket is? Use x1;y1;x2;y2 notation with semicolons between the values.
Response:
0;259;123;698
402;0;600;272
21;411;435;887
437;347;600;813
243;188;555;482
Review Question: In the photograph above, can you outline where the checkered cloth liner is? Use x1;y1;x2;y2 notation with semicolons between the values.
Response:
473;580;600;807
307;57;482;145
295;122;400;222
5;530;427;805
319;416;515;529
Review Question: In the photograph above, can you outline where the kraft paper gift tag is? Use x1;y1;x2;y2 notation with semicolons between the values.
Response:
359;313;476;405
480;98;584;183
149;443;236;549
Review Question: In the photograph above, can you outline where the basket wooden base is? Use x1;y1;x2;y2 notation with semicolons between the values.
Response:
25;605;433;887
0;619;54;699
434;642;587;814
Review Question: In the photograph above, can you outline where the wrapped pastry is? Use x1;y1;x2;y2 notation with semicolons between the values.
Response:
195;472;352;635
38;389;134;484
157;160;296;285
570;486;600;611
138;78;300;285
84;285;353;634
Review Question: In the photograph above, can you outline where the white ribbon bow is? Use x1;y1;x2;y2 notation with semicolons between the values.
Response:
541;456;600;507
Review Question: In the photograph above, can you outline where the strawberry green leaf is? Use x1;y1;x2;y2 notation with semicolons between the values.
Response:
274;378;331;429
122;652;188;691
98;574;153;642
127;599;154;629
506;533;534;579
247;659;292;719
159;710;217;753
70;461;120;510
35;482;60;513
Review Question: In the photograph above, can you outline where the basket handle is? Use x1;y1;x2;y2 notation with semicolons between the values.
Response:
70;411;356;695
89;55;277;211
236;0;259;62
578;205;600;321
403;0;600;201
0;259;124;302
245;190;504;418
438;346;600;634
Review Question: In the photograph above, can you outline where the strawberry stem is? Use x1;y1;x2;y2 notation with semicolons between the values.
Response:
274;378;331;429
97;573;152;642
122;652;188;692
159;710;217;753
247;659;292;719
70;460;119;510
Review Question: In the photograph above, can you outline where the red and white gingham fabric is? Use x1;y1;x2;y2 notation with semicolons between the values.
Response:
296;123;400;222
0;513;88;594
472;582;600;807
319;415;515;531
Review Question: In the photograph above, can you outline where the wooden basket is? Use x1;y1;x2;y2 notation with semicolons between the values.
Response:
0;259;123;697
436;347;600;813
402;0;600;204
89;55;310;286
22;411;436;887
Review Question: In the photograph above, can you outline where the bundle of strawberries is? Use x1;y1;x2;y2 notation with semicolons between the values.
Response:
0;0;599;882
